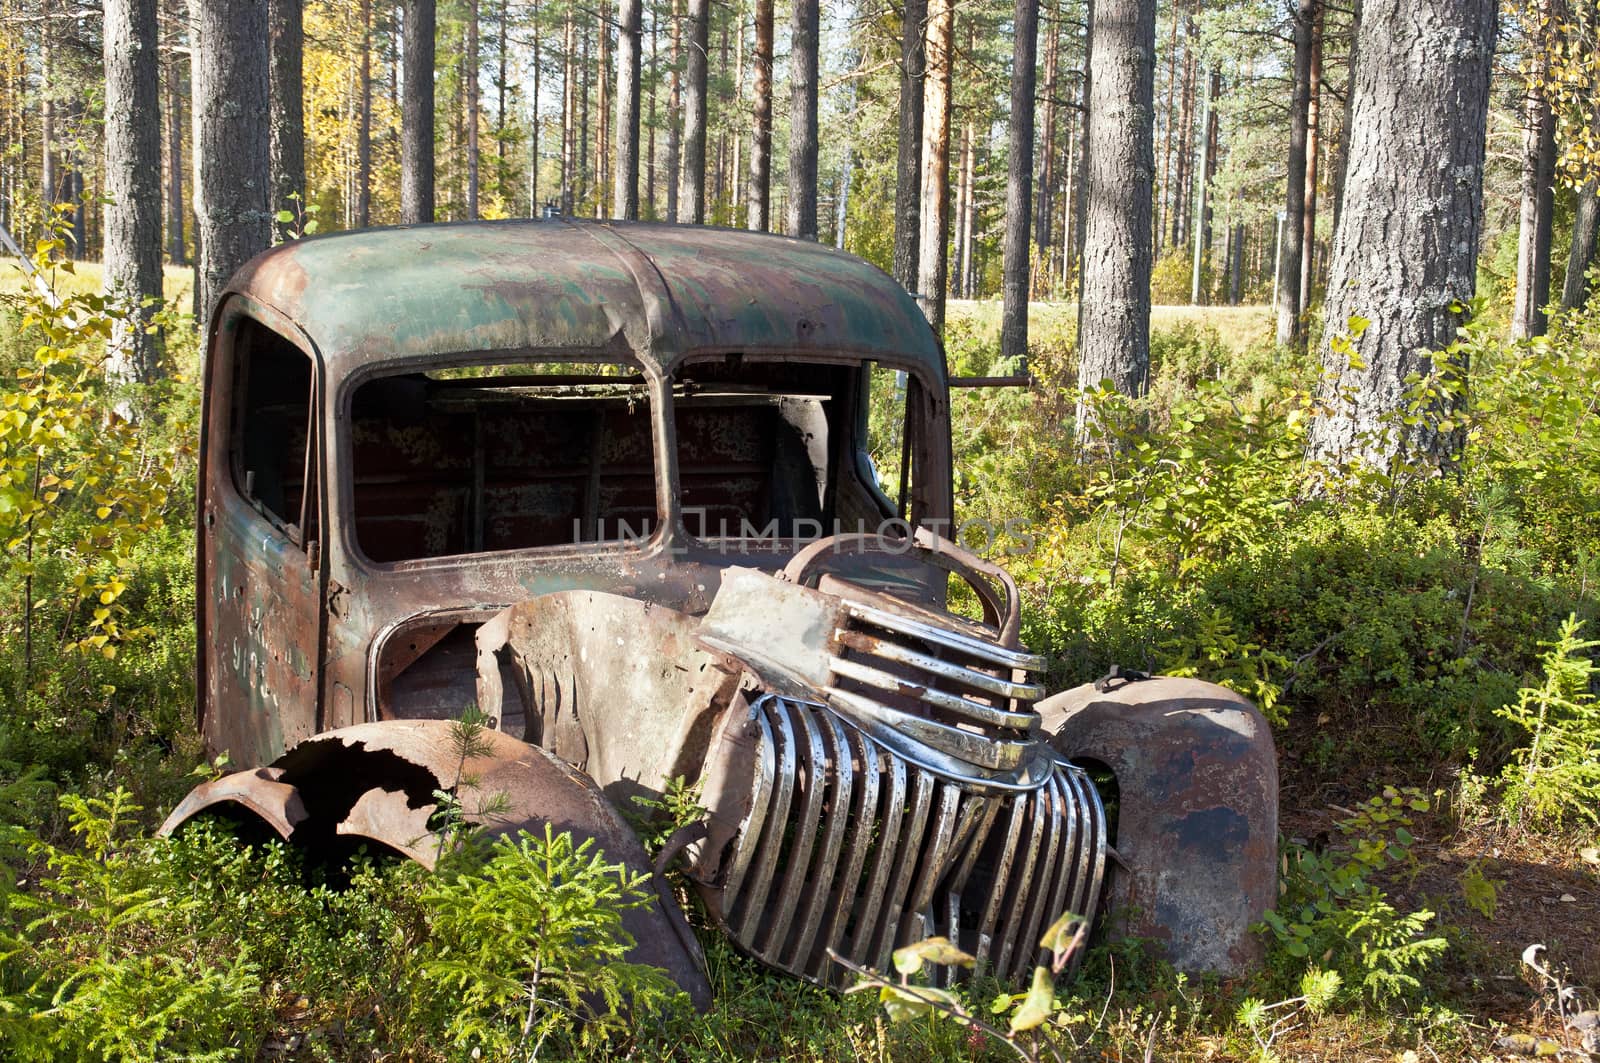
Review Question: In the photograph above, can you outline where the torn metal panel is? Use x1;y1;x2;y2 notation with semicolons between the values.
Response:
161;720;712;1008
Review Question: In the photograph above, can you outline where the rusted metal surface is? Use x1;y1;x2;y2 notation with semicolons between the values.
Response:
1037;676;1280;976
161;720;712;1008
222;221;943;382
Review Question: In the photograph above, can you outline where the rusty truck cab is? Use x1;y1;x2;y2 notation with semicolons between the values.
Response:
199;219;953;767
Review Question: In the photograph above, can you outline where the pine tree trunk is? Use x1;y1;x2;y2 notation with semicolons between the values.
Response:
164;50;186;264
41;9;55;226
268;0;303;234
916;0;953;326
193;0;270;332
1562;184;1600;312
732;15;743;215
1074;0;1154;399
666;0;681;221
614;0;642;217
1511;1;1555;339
1171;29;1191;248
1329;0;1359;240
892;0;926;289
679;0;709;222
595;0;609;218
1158;0;1179;255
466;0;480;218
104;0;165;381
579;27;590;206
1036;10;1058;268
531;0;541;212
1298;0;1322;313
960;128;976;295
401;0;435;222
747;0;772;230
1001;0;1038;362
1306;0;1496;471
787;0;819;239
561;7;575;214
357;0;372;226
954;121;971;297
646;8;657;214
1274;0;1312;346
497;0;507;185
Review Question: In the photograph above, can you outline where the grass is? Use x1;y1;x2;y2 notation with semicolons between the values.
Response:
947;298;1274;357
0;258;195;310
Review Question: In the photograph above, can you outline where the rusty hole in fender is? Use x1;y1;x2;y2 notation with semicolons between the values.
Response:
375;616;529;739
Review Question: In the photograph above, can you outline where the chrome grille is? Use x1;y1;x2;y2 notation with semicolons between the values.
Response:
825;601;1047;773
716;694;1108;988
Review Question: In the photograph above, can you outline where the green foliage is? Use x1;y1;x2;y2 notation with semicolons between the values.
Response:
1261;788;1448;1004
420;825;687;1058
1494;615;1600;828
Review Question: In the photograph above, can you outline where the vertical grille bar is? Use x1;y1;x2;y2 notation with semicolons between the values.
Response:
730;700;797;941
759;704;829;956
788;711;855;970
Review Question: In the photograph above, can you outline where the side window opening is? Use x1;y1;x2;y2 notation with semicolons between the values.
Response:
864;363;917;520
231;319;317;549
347;359;657;564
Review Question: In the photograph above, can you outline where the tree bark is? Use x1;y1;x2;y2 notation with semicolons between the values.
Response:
1036;9;1058;267
893;0;927;289
1511;4;1556;339
104;0;165;381
1305;0;1496;471
954;121;972;297
561;6;575;214
193;0;271;333
1001;0;1039;362
679;0;709;222
916;0;954;327
1074;0;1154;398
356;0;372;226
747;0;772;230
1275;0;1312;347
595;0;609;218
1298;0;1322;313
268;0;304;235
400;0;435;223
531;0;541;212
614;0;642;217
41;5;55;225
1562;184;1600;312
666;0;681;221
1171;24;1191;248
787;0;819;239
164;49;186;264
1158;0;1179;254
466;0;480;218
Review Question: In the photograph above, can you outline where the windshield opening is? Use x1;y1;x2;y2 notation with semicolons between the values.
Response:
347;359;657;564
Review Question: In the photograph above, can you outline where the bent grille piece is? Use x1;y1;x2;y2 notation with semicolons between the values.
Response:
825;602;1047;774
715;694;1107;988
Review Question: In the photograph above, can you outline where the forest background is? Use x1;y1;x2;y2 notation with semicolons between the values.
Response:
0;0;1598;1056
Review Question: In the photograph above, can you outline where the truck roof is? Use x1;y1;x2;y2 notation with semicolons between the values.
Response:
223;219;945;380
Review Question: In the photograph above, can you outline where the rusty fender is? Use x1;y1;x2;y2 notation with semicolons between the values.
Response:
159;720;712;1008
1036;676;1278;976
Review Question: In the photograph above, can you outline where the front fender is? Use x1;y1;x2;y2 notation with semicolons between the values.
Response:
1038;675;1278;976
160;720;712;1008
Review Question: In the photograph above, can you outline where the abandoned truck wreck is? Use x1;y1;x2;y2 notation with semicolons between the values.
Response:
161;219;1279;1008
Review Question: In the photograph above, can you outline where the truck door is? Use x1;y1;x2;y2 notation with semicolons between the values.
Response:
200;308;325;766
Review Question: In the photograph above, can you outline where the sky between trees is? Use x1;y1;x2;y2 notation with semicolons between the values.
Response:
10;0;1600;470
